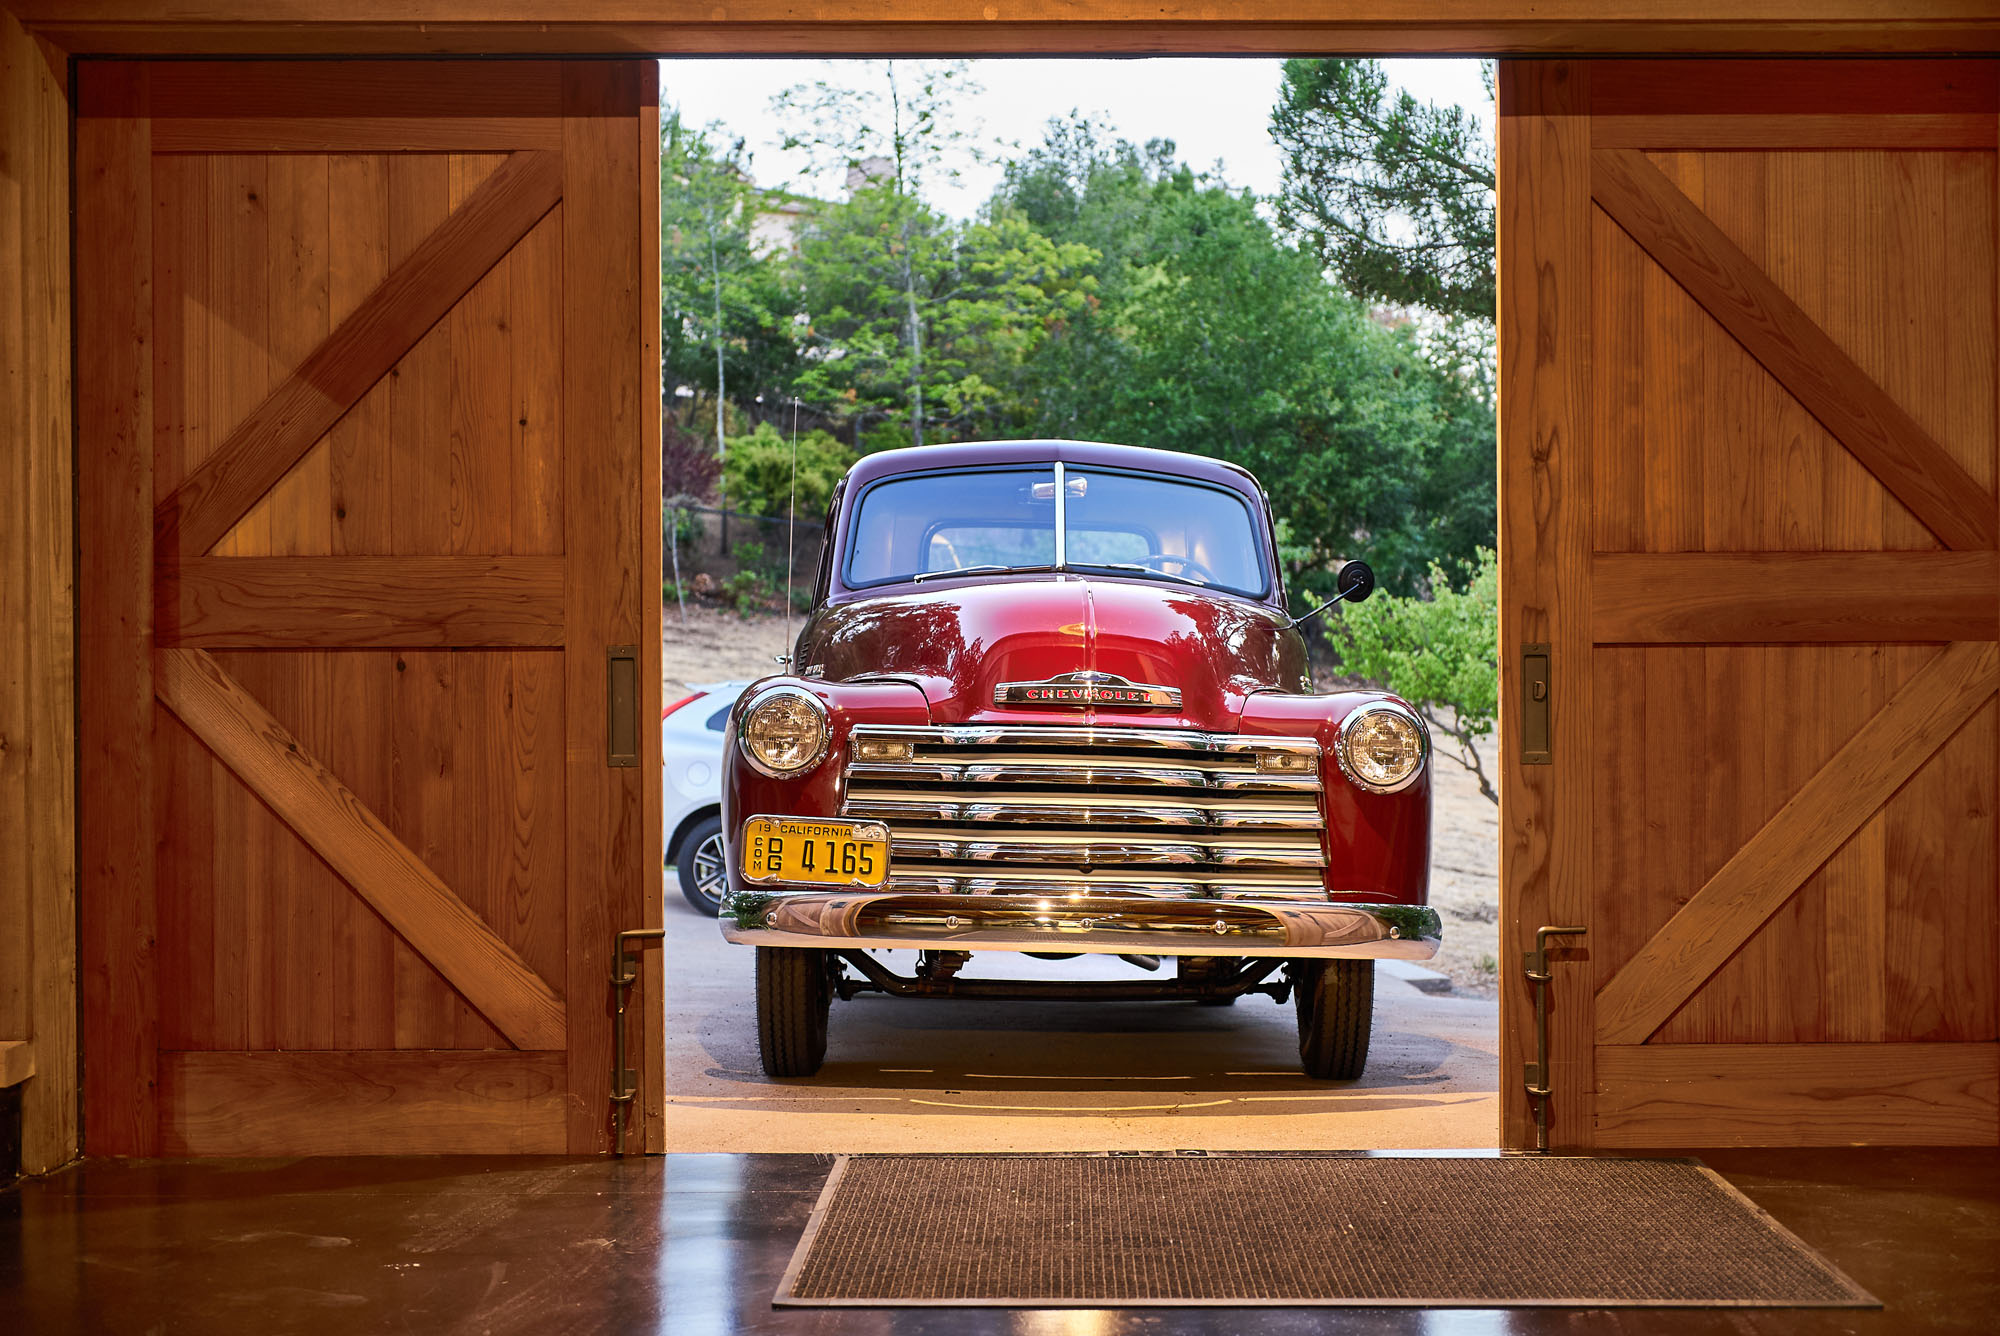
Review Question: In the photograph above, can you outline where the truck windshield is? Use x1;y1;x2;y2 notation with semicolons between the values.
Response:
845;465;1268;598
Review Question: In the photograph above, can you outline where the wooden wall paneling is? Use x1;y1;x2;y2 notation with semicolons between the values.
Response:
1597;640;1998;1044
449;154;514;556
511;210;564;554
638;83;666;1153
207;152;274;558
1594;1043;2000;1147
1594;146;1996;551
1641;151;1704;555
0;11;77;1170
17;3;2000;59
389;648;476;1047
328;651;397;1051
159;1051;567;1155
1497;59;1594;1150
154;709;216;1052
561;60;653;1152
157;148;563;560
387;153;453;558
77;63;158;1155
328;153;395;556
1591;552;2000;644
161;556;565;648
154;647;566;1050
262;152;333;558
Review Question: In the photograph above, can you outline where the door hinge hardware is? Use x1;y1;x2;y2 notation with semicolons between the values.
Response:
1523;924;1586;1153
610;927;665;1155
1521;643;1552;764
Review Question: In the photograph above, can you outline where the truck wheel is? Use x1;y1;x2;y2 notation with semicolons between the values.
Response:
1294;959;1374;1080
674;815;726;916
757;947;832;1077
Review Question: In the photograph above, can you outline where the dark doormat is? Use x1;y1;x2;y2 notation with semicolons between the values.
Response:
775;1153;1878;1308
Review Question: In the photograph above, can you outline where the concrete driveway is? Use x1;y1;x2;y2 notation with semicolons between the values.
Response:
664;905;1500;1152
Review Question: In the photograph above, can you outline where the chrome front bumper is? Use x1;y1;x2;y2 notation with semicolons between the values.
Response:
719;890;1441;960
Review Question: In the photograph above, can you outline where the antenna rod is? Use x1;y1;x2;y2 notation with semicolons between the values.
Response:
783;397;800;666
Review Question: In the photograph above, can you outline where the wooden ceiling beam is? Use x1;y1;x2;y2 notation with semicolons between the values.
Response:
14;2;2000;57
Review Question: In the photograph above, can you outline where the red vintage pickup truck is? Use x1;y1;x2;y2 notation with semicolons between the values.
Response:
720;440;1438;1079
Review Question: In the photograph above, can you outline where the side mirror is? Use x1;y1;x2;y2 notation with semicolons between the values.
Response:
1289;559;1376;630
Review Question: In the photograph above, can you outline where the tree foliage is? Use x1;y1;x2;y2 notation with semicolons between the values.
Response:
720;422;856;521
1329;548;1498;803
1270;59;1495;322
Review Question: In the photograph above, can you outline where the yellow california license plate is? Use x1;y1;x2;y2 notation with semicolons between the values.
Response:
741;817;890;888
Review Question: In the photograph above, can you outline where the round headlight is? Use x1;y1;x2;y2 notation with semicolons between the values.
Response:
738;686;830;777
1336;702;1428;794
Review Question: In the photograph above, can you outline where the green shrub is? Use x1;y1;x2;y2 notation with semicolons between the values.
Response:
1328;547;1497;804
721;422;855;521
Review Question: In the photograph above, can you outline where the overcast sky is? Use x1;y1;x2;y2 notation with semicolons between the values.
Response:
658;58;1492;218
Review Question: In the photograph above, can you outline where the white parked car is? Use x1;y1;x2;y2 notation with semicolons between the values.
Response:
664;681;751;914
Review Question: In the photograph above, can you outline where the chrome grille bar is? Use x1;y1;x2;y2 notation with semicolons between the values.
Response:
842;724;1328;894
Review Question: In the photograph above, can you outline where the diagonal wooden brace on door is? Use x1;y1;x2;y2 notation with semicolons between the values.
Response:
1592;147;1998;552
1595;640;1999;1044
154;647;568;1050
153;148;564;559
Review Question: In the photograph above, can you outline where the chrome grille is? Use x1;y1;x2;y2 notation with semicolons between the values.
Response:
842;725;1327;900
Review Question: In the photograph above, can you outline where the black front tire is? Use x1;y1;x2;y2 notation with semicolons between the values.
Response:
1294;959;1374;1080
674;814;727;916
757;946;833;1077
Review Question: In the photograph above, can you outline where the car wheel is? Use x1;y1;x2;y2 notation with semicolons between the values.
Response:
1293;959;1374;1080
674;815;726;916
757;946;833;1078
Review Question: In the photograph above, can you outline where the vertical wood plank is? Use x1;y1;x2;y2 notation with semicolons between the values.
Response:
0;14;78;1170
1497;59;1592;1149
77;63;157;1153
637;77;666;1152
261;153;333;559
449;153;515;556
390;649;468;1048
328;154;394;557
388;154;453;559
329;650;397;1052
208;153;273;557
563;60;650;1152
511;210;565;555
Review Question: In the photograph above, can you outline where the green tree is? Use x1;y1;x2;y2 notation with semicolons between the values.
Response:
659;110;795;509
1327;548;1498;804
990;121;1493;594
1269;59;1495;323
775;68;1097;448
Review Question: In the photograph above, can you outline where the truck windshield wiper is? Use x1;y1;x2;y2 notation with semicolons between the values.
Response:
909;563;1054;583
1066;561;1207;589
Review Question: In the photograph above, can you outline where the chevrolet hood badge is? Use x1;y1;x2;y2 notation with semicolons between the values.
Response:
993;670;1181;709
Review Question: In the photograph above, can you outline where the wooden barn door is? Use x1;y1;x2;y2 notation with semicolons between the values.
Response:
1500;59;2000;1149
77;61;664;1154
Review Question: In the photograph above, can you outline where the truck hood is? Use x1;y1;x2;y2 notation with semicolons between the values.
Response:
797;575;1310;731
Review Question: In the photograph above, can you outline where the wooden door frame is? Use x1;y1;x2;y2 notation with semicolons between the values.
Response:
11;7;2000;1170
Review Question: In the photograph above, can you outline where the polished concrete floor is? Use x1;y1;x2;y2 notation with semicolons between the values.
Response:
667;906;1502;1151
5;1149;1997;1334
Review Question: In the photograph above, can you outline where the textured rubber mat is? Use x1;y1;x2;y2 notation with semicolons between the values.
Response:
775;1153;1877;1308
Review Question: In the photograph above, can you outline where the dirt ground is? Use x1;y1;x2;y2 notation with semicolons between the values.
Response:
664;604;1502;996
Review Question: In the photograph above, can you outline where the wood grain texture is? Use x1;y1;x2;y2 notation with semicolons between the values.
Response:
0;13;77;1172
637;88;667;1154
153;648;566;1050
76;63;158;1156
1592;114;1996;149
1496;60;1595;1150
154;147;562;558
158;1050;566;1154
1592;146;1997;551
1596;640;1999;1045
0;1041;32;1089
562;60;652;1152
160;556;565;647
22;5;2000;58
1595;1043;1999;1146
1591;551;2000;643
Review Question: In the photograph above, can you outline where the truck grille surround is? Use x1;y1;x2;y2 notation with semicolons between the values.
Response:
840;725;1328;900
